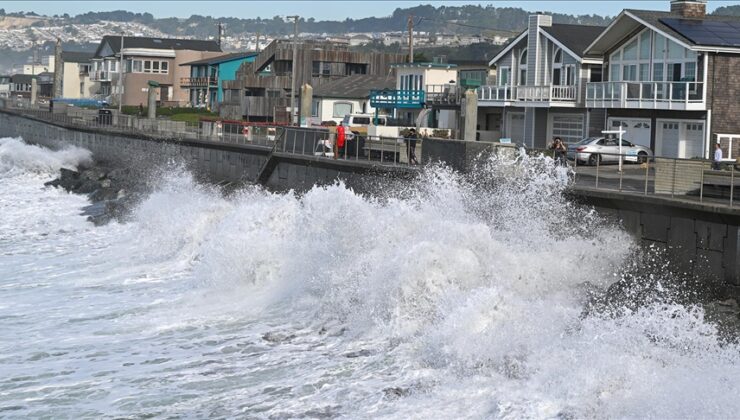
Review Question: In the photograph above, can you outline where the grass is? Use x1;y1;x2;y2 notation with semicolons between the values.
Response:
120;105;217;122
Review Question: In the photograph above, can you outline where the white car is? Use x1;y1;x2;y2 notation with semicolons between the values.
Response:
568;137;653;165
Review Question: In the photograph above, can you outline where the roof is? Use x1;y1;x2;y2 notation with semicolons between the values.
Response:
61;51;94;63
541;24;607;57
587;9;740;55
180;51;258;66
312;75;396;99
391;62;458;69
11;74;34;84
95;35;222;57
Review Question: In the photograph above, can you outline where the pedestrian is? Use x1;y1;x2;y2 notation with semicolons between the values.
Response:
406;128;419;165
138;103;144;117
550;136;567;166
335;123;346;159
713;142;723;170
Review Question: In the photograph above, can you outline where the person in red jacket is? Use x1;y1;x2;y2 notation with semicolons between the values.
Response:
335;123;346;159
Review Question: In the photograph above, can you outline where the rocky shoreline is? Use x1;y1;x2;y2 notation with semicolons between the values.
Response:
45;165;137;226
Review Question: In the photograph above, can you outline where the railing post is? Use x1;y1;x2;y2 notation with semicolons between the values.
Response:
380;137;384;164
644;158;649;195
731;164;735;207
619;157;624;192
700;164;704;202
302;130;306;155
685;82;689;107
595;154;600;188
671;159;677;198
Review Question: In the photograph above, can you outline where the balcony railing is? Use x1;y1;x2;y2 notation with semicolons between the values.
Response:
425;84;461;106
180;77;218;87
89;71;117;82
370;89;425;109
477;84;577;103
586;81;705;110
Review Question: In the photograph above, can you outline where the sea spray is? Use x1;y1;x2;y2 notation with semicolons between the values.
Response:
1;137;739;418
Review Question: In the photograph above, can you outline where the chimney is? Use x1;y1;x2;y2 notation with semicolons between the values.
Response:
670;0;707;18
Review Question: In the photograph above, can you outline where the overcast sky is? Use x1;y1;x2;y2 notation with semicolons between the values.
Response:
2;1;736;20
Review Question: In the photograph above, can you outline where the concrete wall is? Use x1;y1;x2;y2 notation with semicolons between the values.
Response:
569;188;740;297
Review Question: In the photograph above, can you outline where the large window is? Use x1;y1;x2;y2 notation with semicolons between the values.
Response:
519;49;528;85
608;28;698;83
400;74;424;91
498;66;510;85
717;134;740;161
127;59;169;74
333;102;353;118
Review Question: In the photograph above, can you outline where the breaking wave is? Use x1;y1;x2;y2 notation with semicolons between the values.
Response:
1;137;739;418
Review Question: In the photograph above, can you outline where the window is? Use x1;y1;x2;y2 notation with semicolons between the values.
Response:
152;61;160;73
144;61;151;72
623;39;638;60
717;134;740;161
311;99;319;117
161;61;169;74
519;49;528;85
333;102;352;118
552;48;563;86
623;64;637;81
639;33;651;60
564;65;576;85
498;67;510;85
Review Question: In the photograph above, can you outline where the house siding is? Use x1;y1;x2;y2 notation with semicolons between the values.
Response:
708;53;740;138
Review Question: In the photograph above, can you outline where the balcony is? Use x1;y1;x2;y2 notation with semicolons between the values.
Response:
370;90;425;109
586;81;705;110
477;84;577;105
89;71;117;82
180;77;218;88
425;84;461;107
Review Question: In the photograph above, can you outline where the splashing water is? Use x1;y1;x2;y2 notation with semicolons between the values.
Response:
0;137;739;418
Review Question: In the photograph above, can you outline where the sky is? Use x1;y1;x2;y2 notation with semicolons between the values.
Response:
2;1;737;21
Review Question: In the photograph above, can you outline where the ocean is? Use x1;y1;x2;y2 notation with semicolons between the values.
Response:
1;136;739;418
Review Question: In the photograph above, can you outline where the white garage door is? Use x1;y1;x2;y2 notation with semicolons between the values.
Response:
507;113;525;143
657;120;705;158
551;114;584;144
608;118;651;148
660;122;680;158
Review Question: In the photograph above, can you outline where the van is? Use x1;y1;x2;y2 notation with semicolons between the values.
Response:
342;114;389;137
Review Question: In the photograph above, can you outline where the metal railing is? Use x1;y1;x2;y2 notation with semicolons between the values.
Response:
529;147;737;208
586;81;705;110
180;77;218;87
369;90;425;109
425;84;461;105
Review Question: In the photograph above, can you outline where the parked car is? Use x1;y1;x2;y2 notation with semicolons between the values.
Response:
568;137;653;165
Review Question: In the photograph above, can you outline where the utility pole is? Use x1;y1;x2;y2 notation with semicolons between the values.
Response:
118;32;125;112
408;15;414;63
255;32;261;52
217;22;223;49
288;15;299;125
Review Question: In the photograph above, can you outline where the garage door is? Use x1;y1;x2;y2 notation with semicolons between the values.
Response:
608;118;651;148
681;122;704;159
659;122;680;158
507;113;525;143
551;114;584;144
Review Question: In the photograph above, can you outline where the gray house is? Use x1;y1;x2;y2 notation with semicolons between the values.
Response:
477;16;605;147
585;0;740;160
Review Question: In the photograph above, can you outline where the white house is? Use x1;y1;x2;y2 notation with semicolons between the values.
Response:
311;74;395;124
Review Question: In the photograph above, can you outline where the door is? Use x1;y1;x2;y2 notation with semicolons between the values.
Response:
680;122;704;159
658;122;680;158
507;112;525;143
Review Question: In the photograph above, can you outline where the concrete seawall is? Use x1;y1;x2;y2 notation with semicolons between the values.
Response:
0;110;415;192
2;109;739;296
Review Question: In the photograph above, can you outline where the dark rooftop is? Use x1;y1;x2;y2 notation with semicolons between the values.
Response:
11;74;34;84
541;23;607;57
626;9;740;47
61;51;94;63
312;75;396;99
95;35;222;57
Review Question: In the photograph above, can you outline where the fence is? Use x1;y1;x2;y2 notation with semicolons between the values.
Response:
530;147;738;208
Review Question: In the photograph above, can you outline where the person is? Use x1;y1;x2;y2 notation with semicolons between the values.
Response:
406;128;419;165
138;103;144;117
713;142;723;170
335;123;346;159
550;137;567;166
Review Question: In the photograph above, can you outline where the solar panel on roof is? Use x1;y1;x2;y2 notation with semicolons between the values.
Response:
661;18;740;48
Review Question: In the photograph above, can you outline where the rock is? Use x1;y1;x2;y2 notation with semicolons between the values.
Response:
81;168;107;181
262;332;296;343
44;179;61;188
100;179;112;189
344;349;372;358
383;387;409;399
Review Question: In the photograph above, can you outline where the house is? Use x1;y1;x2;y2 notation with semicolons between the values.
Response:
90;36;222;107
477;16;605;146
584;0;740;160
310;74;395;124
0;75;10;98
180;52;258;110
220;40;405;122
379;61;460;128
349;34;373;47
10;74;35;98
37;72;54;99
60;51;98;99
22;55;55;75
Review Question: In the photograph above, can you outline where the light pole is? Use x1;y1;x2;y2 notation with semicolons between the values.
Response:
287;15;299;125
118;32;125;113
